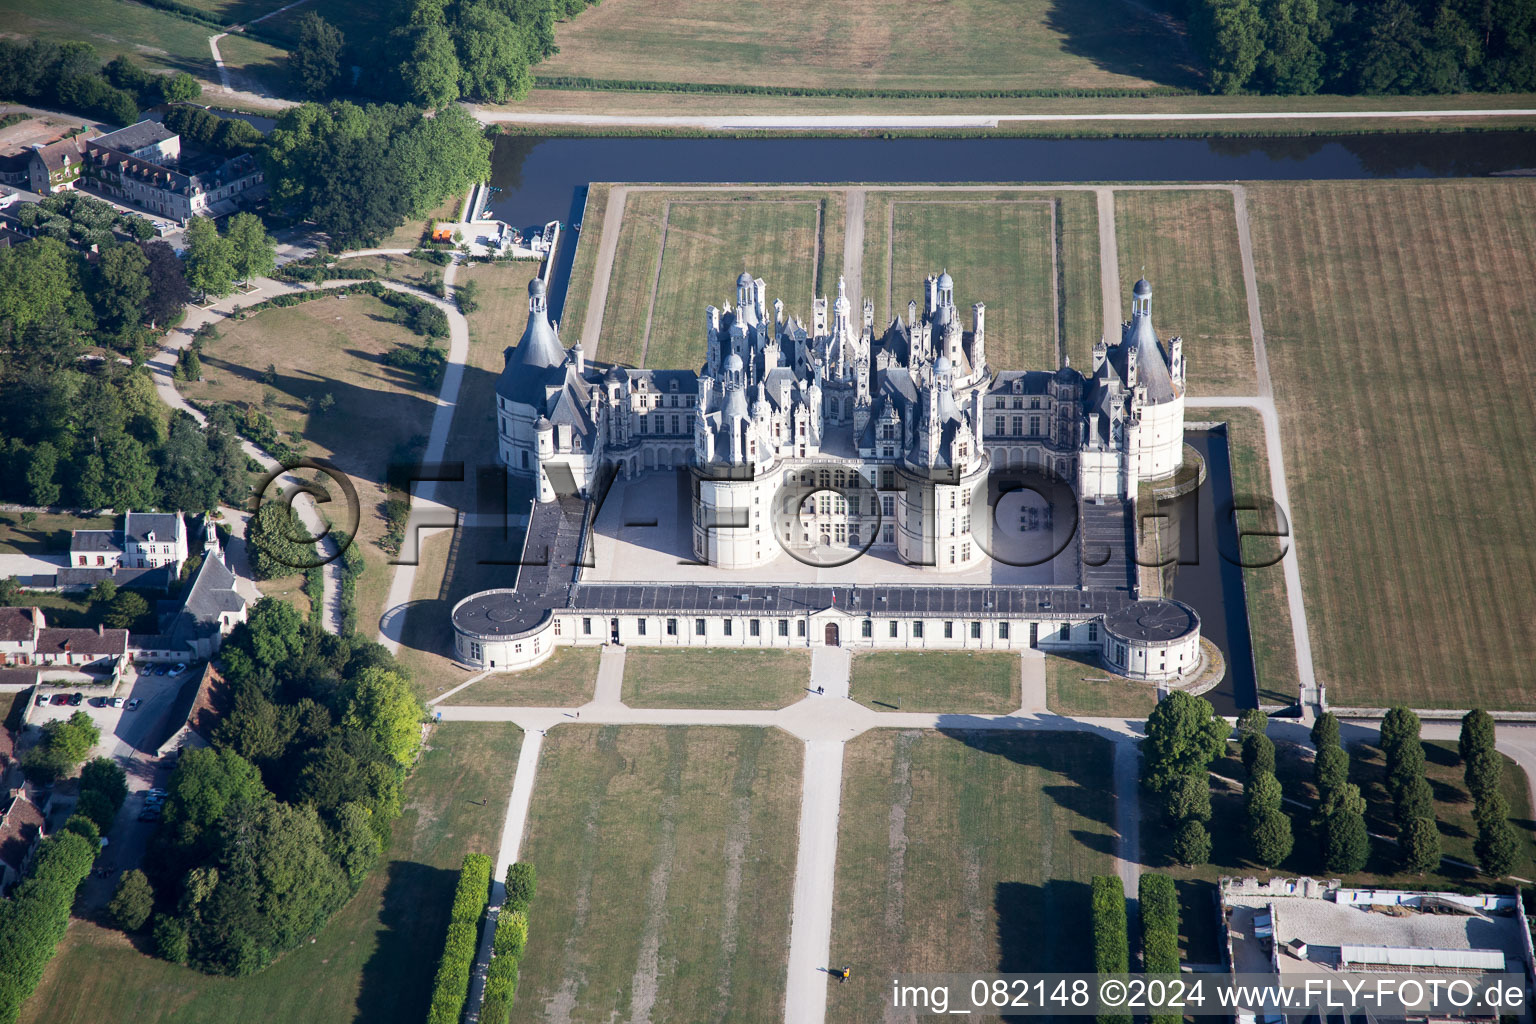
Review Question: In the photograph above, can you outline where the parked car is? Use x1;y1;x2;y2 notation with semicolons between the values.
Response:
155;665;169;676
137;808;162;823
126;698;142;711
144;794;166;809
68;693;84;706
34;694;46;706
50;694;70;706
171;663;187;675
110;697;125;708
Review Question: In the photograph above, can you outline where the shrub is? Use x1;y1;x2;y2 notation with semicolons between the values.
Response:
1160;772;1211;824
504;861;537;914
1243;771;1283;818
1459;709;1496;764
1248;808;1294;868
1313;744;1349;802
110;869;156;932
1310;711;1341;750
1091;875;1130;1024
424;853;493;1024
1475;816;1519;878
1171;818;1211;866
1321;807;1370;873
1464;746;1503;805
62;814;100;843
494;908;528;960
1139;874;1180;1024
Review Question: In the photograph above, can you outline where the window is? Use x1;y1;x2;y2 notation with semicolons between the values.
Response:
1030;416;1041;435
583;617;592;635
778;619;789;637
889;621;899;638
797;620;806;637
1088;623;1098;642
96;556;104;566
554;619;562;636
1012;415;1024;434
861;620;872;638
913;621;924;638
667;618;677;636
694;618;706;636
994;416;1005;435
944;621;954;639
1029;622;1039;647
514;643;522;654
882;495;895;516
470;642;481;660
1059;624;1070;641
999;622;1010;640
883;526;894;543
970;621;981;639
750;618;760;637
723;619;733;636
671;415;679;434
637;618;647;636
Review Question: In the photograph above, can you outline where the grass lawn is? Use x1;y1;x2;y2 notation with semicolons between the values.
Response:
174;0;295;22
1115;189;1256;395
877;194;1059;370
557;182;611;343
827;730;1117;1022
1206;406;1298;705
596;190;834;369
1247;180;1536;710
511;725;801;1024
1;0;223;81
1144;736;1536;963
443;646;601;705
1058;190;1105;367
0;511;114;555
21;721;523;1024
384;261;543;693
208;31;291;96
849;651;1020;714
179;291;445;636
1043;653;1158;718
622;648;810;709
539;0;1199;93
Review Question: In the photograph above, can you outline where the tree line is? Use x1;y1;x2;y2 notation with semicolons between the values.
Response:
1182;0;1536;95
0;40;198;126
110;598;426;974
1143;693;1526;879
285;0;597;108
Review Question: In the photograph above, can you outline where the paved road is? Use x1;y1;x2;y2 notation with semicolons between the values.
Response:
577;186;629;355
841;188;866;321
1096;187;1121;342
468;107;1536;130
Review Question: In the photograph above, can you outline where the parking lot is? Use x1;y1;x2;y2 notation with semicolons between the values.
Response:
29;662;201;761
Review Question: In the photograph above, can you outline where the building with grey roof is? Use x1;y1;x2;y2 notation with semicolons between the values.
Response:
459;268;1199;679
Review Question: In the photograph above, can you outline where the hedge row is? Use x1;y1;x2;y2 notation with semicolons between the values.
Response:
1091;875;1129;1024
481;862;537;1024
533;75;1196;99
425;853;493;1024
276;263;380;284
303;567;324;629
1139;874;1180;1024
0;831;98;1023
337;534;365;635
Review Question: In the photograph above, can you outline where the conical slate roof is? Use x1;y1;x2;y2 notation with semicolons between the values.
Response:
498;279;567;408
1128;309;1176;404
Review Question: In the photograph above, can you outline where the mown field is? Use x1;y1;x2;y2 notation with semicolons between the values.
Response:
875;195;1059;370
1247;180;1536;710
1115;188;1256;395
21;722;523;1024
443;646;602;706
850;650;1020;714
2;0;227;80
826;730;1117;1023
622;648;810;709
596;191;836;369
538;0;1198;93
511;725;801;1024
1042;653;1158;717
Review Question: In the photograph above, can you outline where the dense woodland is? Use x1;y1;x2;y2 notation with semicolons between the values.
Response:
140;599;424;974
0;41;198;125
1180;0;1536;94
285;0;598;106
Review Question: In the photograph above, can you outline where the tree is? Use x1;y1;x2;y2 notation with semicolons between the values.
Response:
504;861;536;914
453;5;534;103
239;597;307;670
162;746;271;857
90;578;119;605
1141;692;1229;793
1237;708;1268;739
184;217;235;302
0;577;22;606
1460;708;1497;763
342;667;424;769
80;756;129;810
21;711;101;782
1379;706;1422;760
154;913;190;964
161;71;201;104
156;411;220;512
292;12;345;98
1475;816;1519;877
1316;783;1369;873
1244;770;1283;818
1248;808;1294;867
1257;0;1327;94
1160;771;1212;824
248;501;315;580
110;869;156;931
399;23;461;108
225;213;276;287
1400;815;1441;874
1313;743;1349;801
104;589;149;629
1192;0;1266;93
141;241;191;328
1172;817;1212;865
93;243;151;336
1241;731;1276;778
26;440;60;506
324;802;381;888
1394;773;1433;830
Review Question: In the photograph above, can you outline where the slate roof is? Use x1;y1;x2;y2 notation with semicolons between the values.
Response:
34;626;129;657
70;530;122;553
94;120;175;156
0;607;42;643
32;136;87;174
0;792;45;876
124;511;182;544
1102;598;1199;642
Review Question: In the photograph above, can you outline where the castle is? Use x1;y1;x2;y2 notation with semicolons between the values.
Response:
461;270;1203;683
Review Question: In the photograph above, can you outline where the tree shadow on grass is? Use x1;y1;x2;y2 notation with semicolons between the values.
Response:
1043;0;1203;91
354;859;460;1024
938;726;1120;831
996;879;1094;1022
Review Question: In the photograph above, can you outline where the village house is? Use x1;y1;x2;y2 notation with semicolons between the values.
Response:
0;788;46;895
